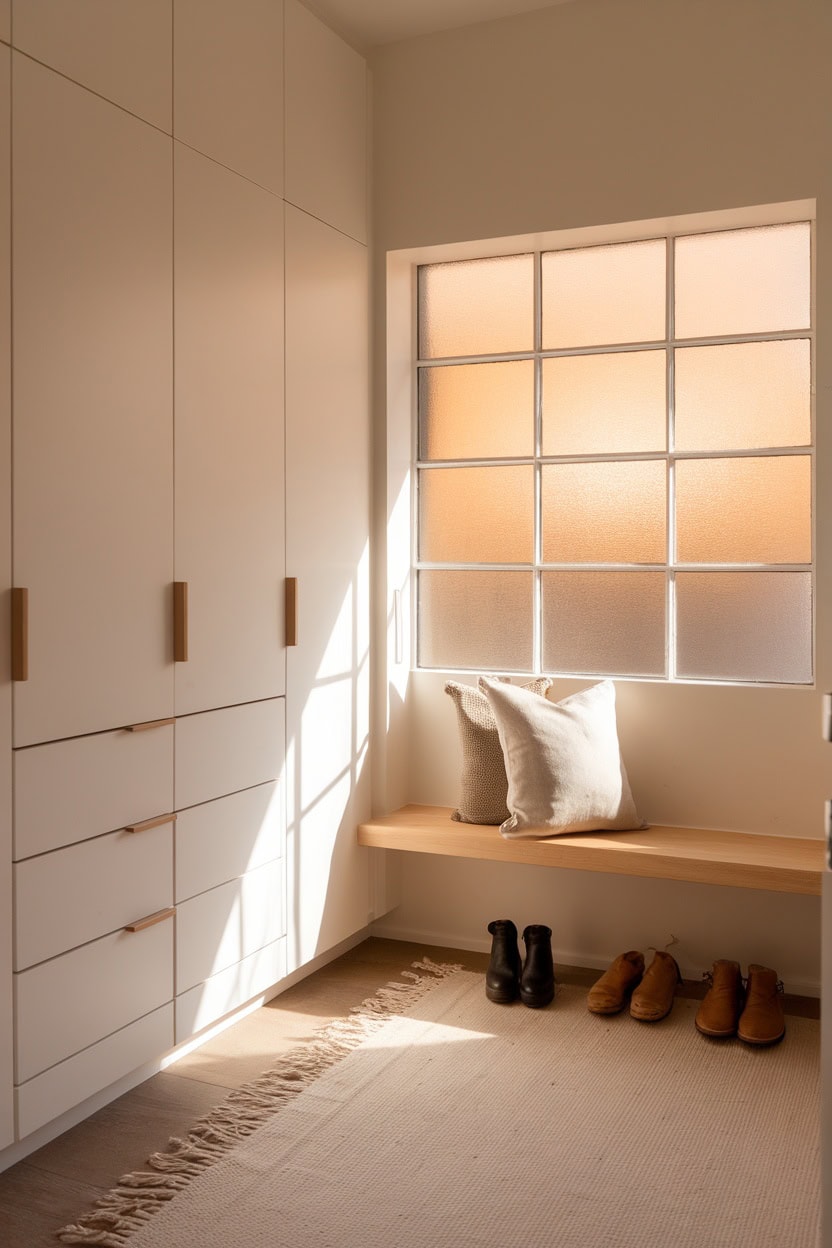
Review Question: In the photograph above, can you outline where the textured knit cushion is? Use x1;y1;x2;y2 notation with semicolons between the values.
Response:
445;677;553;825
481;678;644;840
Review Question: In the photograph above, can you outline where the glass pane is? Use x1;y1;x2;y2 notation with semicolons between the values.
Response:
418;570;533;671
542;571;666;676
674;222;810;339
542;350;666;455
419;361;534;460
419;466;533;563
676;572;812;683
418;255;534;359
674;339;811;452
542;461;666;564
541;238;665;349
675;456;811;564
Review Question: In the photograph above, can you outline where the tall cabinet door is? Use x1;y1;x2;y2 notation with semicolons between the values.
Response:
173;144;285;715
12;56;173;746
285;206;370;972
0;41;12;1151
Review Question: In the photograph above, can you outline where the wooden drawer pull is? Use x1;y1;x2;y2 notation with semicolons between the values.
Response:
173;581;189;662
125;813;176;835
126;717;175;733
125;906;175;933
285;577;298;647
11;587;28;682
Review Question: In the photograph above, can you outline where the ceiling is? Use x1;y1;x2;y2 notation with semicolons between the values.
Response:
302;0;579;52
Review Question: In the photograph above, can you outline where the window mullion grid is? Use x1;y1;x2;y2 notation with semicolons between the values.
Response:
415;326;810;371
533;250;543;675
666;234;676;681
414;222;812;683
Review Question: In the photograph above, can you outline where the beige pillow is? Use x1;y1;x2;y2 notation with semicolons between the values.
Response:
481;678;644;839
445;677;553;825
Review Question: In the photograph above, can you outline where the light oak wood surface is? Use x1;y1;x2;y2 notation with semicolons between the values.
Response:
0;937;817;1248
358;805;824;896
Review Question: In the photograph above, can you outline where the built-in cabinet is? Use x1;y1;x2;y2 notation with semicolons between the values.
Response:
13;53;173;747
285;206;371;971
0;39;12;1154
0;0;370;1162
173;142;286;715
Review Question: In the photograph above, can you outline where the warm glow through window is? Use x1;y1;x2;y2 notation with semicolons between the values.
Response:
416;221;813;683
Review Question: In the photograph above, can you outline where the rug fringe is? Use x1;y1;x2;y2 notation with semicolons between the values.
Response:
56;958;462;1246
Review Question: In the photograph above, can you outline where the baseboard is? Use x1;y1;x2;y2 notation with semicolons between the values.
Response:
368;920;821;1000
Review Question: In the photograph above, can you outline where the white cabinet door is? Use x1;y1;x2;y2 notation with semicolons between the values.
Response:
11;0;172;131
0;42;12;1152
284;0;366;242
174;0;283;195
284;0;367;244
285;206;371;972
174;145;285;715
12;58;173;746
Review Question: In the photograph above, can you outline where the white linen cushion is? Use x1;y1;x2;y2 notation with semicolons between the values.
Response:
481;678;644;840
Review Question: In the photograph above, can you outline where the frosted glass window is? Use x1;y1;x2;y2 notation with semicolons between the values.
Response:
542;461;666;564
542;350;666;455
419;570;533;671
542;572;666;676
541;239;665;349
675;457;811;565
414;217;813;682
420;361;534;460
674;223;810;339
674;340;811;452
419;466;533;564
418;255;534;359
676;572;812;684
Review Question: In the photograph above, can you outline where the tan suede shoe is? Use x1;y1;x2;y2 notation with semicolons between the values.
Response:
737;964;785;1046
629;950;681;1022
695;959;743;1038
587;951;645;1015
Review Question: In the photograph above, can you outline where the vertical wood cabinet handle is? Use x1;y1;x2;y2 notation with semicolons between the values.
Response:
285;577;298;647
11;587;29;682
173;581;189;662
124;906;176;933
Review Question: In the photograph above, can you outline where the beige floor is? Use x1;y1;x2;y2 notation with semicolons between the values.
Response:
0;938;819;1248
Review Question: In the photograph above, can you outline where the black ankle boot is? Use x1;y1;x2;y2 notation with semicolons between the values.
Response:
486;919;521;1003
520;925;555;1008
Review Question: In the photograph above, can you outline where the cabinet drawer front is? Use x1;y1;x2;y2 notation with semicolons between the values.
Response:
176;938;285;1044
14;722;174;860
175;699;283;809
15;823;173;970
176;781;282;903
15;915;173;1083
16;1004;174;1140
176;859;284;995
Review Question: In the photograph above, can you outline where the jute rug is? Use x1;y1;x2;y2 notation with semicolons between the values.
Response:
58;960;820;1247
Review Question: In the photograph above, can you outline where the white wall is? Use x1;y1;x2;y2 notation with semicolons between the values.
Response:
370;0;831;992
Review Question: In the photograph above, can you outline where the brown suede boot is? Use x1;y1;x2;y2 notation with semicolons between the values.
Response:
629;950;681;1022
737;964;785;1046
587;951;645;1015
695;960;743;1038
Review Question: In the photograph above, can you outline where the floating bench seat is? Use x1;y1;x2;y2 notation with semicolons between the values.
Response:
358;805;824;896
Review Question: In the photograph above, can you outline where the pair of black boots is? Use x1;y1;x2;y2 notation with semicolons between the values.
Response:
486;919;554;1009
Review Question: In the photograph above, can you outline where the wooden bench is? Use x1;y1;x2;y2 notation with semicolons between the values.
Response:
358;805;824;896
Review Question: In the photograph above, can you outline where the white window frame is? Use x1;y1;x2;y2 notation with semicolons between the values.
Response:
385;199;817;689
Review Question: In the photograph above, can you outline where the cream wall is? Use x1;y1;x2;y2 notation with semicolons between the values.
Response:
370;0;831;993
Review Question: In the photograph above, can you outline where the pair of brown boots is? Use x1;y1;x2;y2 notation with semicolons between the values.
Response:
695;960;785;1046
587;950;680;1022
